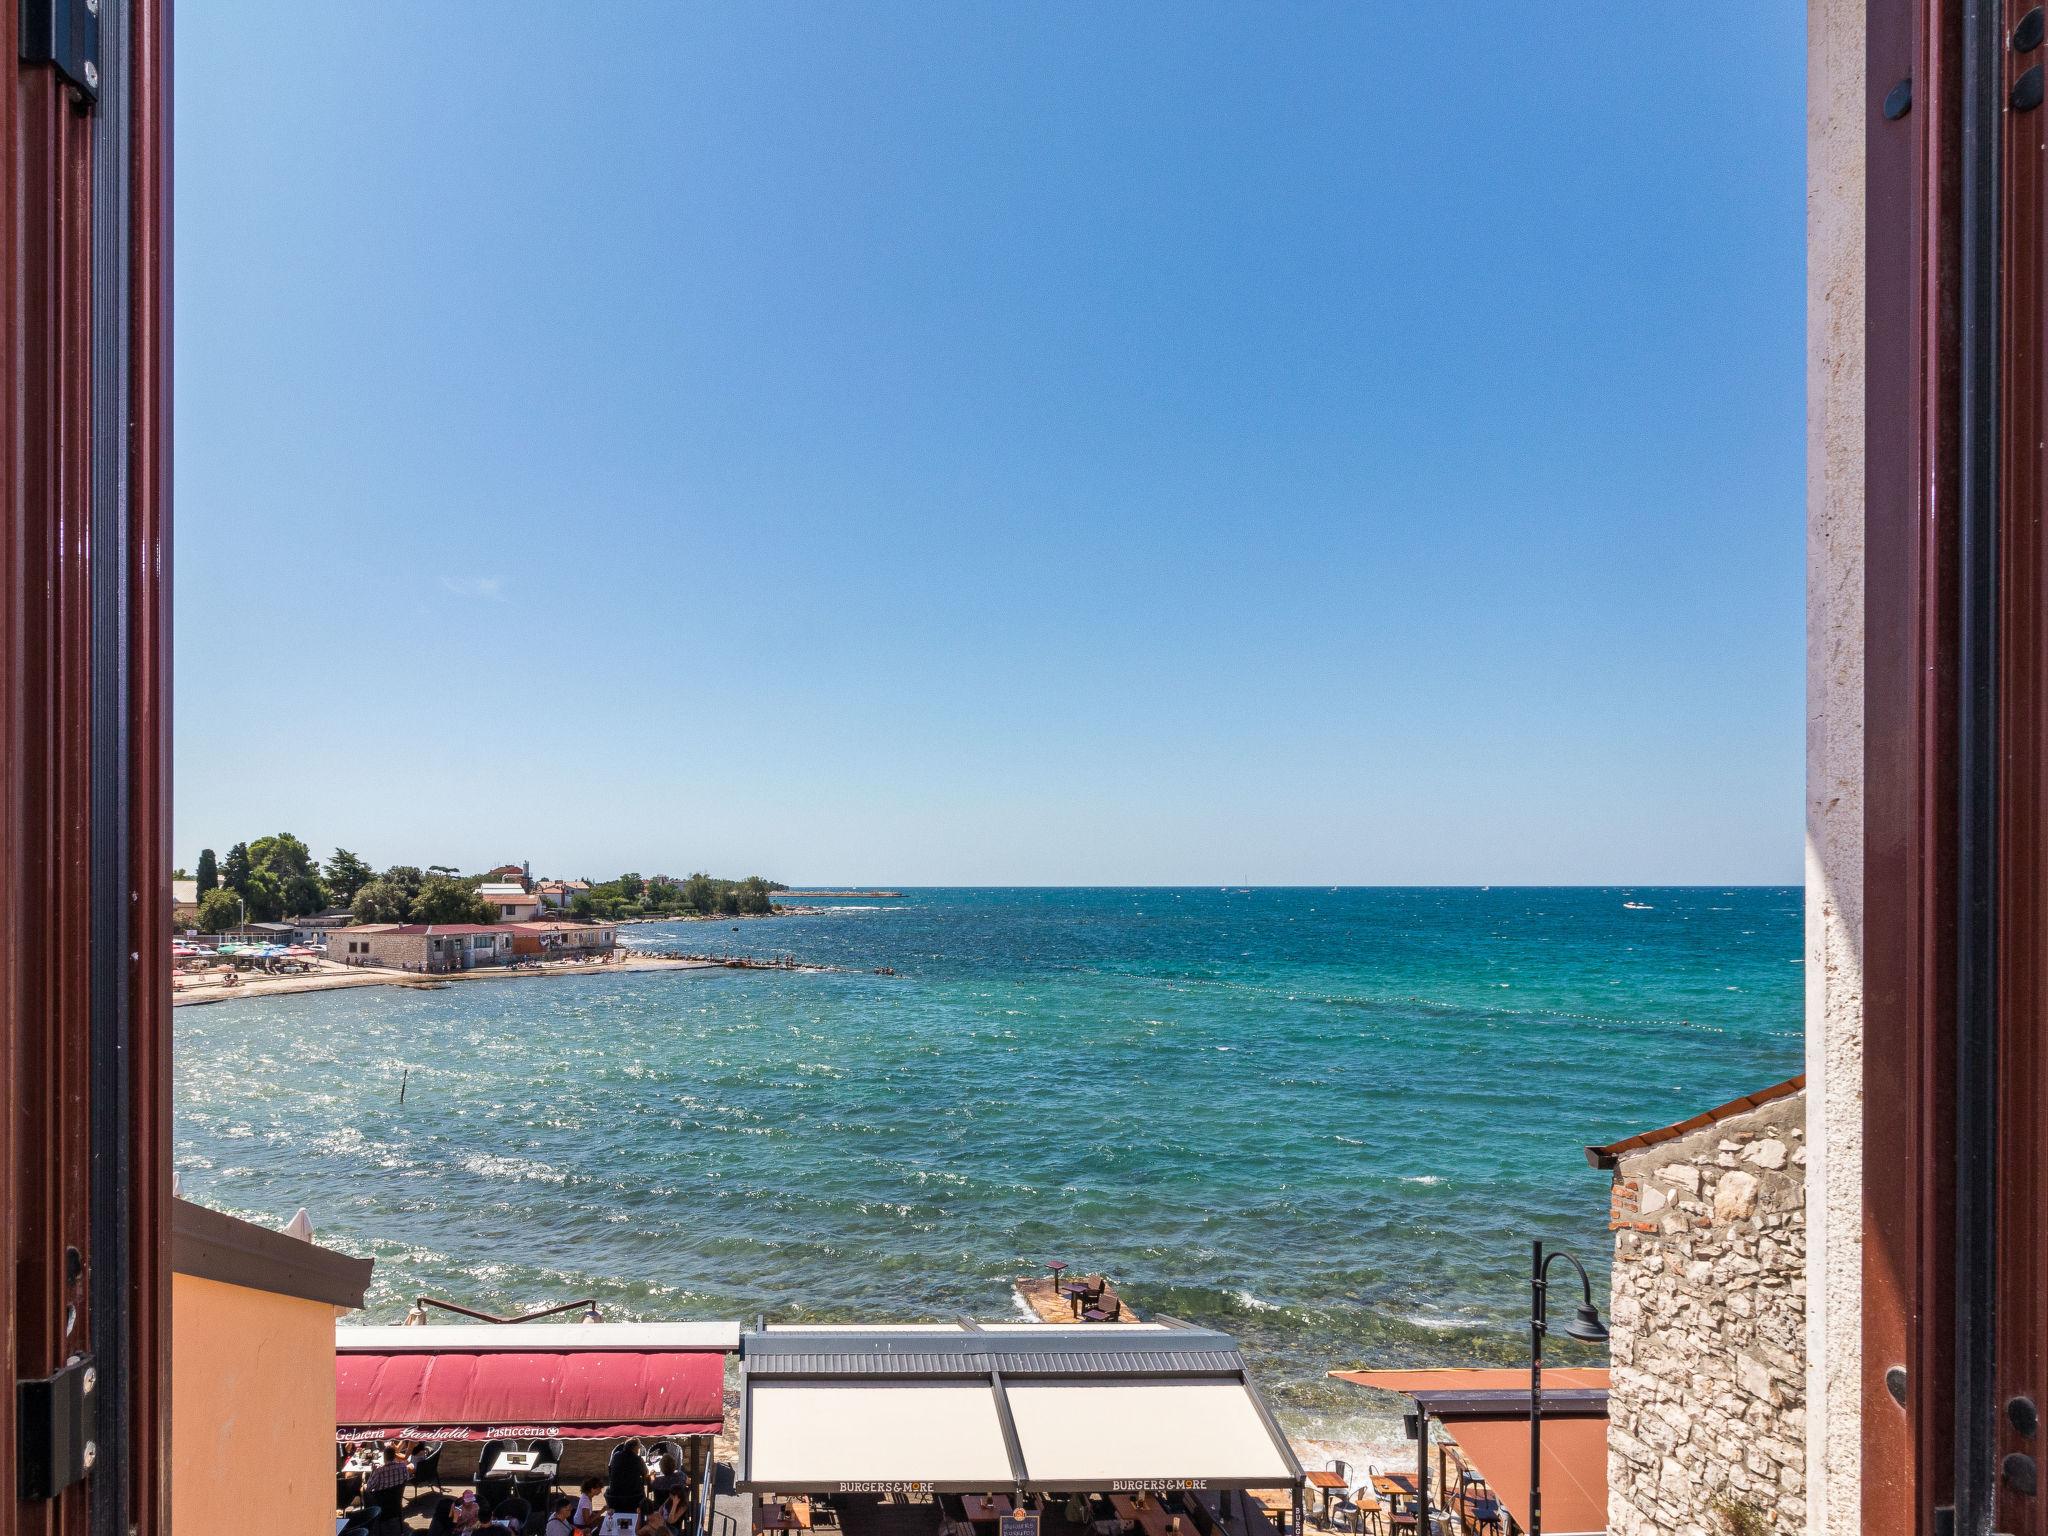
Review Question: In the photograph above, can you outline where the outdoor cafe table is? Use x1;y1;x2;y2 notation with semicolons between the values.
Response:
756;1498;814;1531
1371;1477;1417;1534
962;1496;1013;1523
1304;1470;1345;1527
487;1450;546;1479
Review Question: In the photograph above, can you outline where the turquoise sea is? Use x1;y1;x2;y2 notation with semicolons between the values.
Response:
172;886;1801;1446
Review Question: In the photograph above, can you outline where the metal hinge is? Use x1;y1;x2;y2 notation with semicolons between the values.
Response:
18;0;101;105
17;1353;97;1502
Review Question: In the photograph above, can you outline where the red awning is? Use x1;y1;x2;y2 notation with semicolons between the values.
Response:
336;1349;726;1443
1445;1415;1609;1536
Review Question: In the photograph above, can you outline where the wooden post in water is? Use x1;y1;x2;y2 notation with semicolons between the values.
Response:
399;1067;409;1105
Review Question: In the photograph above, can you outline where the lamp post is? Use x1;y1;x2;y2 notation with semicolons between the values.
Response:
1528;1239;1607;1536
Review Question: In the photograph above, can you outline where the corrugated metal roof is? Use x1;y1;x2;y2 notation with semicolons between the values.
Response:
746;1348;1245;1377
743;1326;1245;1379
998;1349;1245;1375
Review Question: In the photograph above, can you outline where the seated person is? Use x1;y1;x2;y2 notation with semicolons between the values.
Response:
453;1490;485;1532
642;1490;688;1536
547;1496;579;1536
573;1479;606;1535
605;1439;648;1519
495;1494;532;1535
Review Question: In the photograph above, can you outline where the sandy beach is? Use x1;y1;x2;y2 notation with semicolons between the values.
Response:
171;952;725;1008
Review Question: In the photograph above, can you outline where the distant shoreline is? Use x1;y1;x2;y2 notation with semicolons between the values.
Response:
776;889;904;899
615;906;831;925
172;953;729;1009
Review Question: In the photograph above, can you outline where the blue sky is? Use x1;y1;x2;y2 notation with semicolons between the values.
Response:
173;6;1805;887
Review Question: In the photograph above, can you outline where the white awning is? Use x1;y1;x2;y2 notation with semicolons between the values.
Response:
736;1323;1303;1494
1006;1381;1298;1488
746;1381;1015;1491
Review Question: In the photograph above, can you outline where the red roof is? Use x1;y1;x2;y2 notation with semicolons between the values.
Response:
1585;1075;1806;1168
336;1347;725;1443
374;924;505;937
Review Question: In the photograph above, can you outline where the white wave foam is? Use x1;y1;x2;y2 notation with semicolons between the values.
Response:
459;1153;566;1185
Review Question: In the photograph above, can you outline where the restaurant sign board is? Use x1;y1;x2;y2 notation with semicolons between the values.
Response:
837;1483;933;1495
1000;1514;1040;1536
1111;1481;1208;1492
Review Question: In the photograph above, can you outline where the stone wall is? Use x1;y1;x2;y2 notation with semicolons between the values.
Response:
1606;1090;1807;1536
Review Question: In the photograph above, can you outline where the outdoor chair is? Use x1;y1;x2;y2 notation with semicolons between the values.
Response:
517;1437;565;1501
1464;1499;1502;1536
1082;1296;1122;1322
372;1480;408;1525
1346;1491;1383;1536
409;1442;445;1494
473;1438;517;1512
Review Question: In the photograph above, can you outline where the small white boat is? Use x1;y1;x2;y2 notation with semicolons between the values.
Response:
1623;900;1653;910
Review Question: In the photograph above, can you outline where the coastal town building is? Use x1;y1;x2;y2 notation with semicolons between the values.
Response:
536;878;591;911
476;882;543;921
171;877;199;926
290;909;357;944
173;1199;372;1536
510;918;618;956
334;923;515;972
1590;1080;1808;1536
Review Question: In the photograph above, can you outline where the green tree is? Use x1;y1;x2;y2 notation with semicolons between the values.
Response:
324;848;374;905
195;888;243;933
569;891;598;921
351;879;411;925
241;871;285;922
380;866;426;904
683;873;716;914
248;832;318;882
221;842;252;894
196;848;218;893
282;873;327;917
412;875;494;926
237;834;324;916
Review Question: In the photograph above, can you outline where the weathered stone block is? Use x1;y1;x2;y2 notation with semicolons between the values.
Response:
1715;1170;1761;1222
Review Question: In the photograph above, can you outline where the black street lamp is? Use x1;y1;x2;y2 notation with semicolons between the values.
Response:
1528;1239;1607;1536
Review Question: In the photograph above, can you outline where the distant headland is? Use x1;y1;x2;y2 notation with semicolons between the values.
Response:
774;889;904;899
